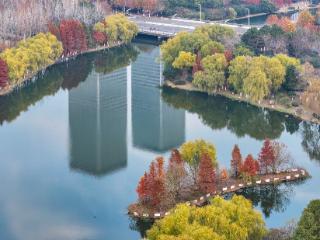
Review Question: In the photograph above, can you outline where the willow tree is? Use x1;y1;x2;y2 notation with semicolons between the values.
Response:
147;195;267;240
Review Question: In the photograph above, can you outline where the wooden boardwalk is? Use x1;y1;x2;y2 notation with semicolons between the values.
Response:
128;168;309;219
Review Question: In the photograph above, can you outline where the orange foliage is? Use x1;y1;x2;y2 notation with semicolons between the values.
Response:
231;145;242;178
241;154;260;177
197;153;216;193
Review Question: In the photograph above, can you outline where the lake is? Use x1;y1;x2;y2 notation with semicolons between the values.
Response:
0;42;319;240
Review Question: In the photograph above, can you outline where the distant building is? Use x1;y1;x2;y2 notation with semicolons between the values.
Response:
68;67;128;176
131;44;185;153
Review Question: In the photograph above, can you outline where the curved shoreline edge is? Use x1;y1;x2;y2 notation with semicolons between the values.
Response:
128;168;309;220
163;80;320;125
0;42;124;97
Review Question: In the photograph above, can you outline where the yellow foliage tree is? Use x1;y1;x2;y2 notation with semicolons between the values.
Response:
0;33;62;84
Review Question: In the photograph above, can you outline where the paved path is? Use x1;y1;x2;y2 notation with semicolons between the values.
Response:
130;15;252;37
128;168;309;219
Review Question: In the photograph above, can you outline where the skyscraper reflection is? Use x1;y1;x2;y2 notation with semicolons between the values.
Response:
131;44;185;153
68;67;128;176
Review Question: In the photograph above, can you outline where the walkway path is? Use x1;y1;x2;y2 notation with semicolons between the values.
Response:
128;168;309;219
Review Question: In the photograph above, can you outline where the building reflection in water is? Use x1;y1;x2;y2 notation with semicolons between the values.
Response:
131;44;185;153
68;67;128;176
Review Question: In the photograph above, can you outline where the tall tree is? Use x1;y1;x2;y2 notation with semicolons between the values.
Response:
136;157;166;208
197;153;216;194
166;149;186;201
258;139;275;174
231;144;242;178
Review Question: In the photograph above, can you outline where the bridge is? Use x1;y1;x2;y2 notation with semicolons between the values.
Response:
130;15;252;38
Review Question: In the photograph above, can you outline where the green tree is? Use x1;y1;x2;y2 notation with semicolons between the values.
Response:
193;53;227;91
234;45;254;57
200;41;225;57
293;199;320;240
147;195;267;240
180;139;217;183
243;66;271;102
228;56;251;93
263;57;286;92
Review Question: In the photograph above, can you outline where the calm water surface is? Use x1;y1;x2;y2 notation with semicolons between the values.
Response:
0;43;319;240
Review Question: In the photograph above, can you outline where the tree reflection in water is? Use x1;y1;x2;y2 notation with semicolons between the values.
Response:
301;122;320;162
129;217;154;239
0;44;138;125
162;87;320;163
162;87;302;140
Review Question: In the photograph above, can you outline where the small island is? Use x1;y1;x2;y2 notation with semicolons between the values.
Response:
128;139;309;219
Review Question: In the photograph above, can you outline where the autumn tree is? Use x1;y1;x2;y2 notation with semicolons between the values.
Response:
296;10;315;29
258;139;275;174
241;154;260;178
0;59;9;87
136;157;166;208
172;51;196;79
166;149;186;201
0;33;63;84
271;141;295;172
220;168;229;182
180;139;217;184
93;13;138;44
197;153;216;194
59;19;88;55
231;144;242;178
147;195;267;240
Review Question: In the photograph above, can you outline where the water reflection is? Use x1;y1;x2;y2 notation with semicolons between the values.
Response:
131;44;185;153
68;67;128;176
301;122;320;162
162;87;301;140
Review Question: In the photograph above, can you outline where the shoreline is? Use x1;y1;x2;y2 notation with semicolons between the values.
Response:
163;80;320;125
0;42;124;97
128;168;309;220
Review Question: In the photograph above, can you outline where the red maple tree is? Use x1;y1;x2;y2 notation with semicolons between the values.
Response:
0;59;9;88
231;144;242;178
241;154;260;177
258;139;275;174
197;153;216;194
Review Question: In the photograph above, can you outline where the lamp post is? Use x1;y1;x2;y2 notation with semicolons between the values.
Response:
198;3;202;22
246;8;250;26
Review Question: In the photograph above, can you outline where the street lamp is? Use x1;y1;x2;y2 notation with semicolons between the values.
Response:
246;8;250;26
198;3;202;22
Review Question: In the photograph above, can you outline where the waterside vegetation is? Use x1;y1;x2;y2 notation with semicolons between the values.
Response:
0;14;138;96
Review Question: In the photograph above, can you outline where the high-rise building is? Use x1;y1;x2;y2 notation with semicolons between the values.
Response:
68;67;128;176
131;44;185;153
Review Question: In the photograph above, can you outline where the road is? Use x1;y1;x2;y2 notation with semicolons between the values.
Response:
130;15;252;37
